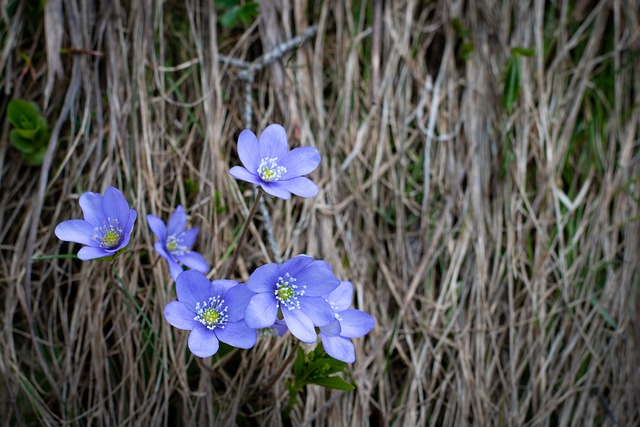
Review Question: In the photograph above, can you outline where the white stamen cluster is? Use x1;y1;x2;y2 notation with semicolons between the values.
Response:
194;296;228;330
93;217;123;249
166;233;189;259
257;157;287;182
274;273;306;310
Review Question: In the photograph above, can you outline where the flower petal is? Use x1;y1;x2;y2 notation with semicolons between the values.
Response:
215;321;256;349
176;251;209;274
178;228;199;247
188;326;220;358
102;187;130;224
154;241;173;261
244;293;278;329
282;309;317;343
260;182;291;200
339;309;375;338
55;220;96;246
229;166;263;185
319;318;341;336
259;124;288;160
237;129;261;172
167;205;186;236
279;146;321;178
325;281;353;312
79;192;105;226
176;270;212;309
293;260;340;297
164;301;198;330
146;214;167;242
272;320;289;336
299;296;335;327
272;177;318;198
211;279;239;296
279;255;314;278
223;284;255;322
246;263;279;293
77;246;111;260
114;210;136;251
321;334;355;363
167;258;184;282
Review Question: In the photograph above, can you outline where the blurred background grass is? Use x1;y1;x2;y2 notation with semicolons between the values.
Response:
1;0;639;425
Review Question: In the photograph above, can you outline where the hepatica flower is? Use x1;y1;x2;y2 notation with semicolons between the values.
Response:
55;187;137;260
164;270;257;358
147;205;209;281
229;124;321;200
320;281;375;363
244;255;340;343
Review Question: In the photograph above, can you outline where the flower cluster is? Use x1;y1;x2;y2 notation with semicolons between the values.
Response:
55;124;375;364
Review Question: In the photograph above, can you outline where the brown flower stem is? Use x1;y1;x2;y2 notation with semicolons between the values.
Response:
225;188;263;277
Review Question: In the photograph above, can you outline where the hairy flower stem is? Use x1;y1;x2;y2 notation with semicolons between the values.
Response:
225;189;263;277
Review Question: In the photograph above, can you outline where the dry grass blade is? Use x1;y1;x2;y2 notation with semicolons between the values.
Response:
1;0;638;425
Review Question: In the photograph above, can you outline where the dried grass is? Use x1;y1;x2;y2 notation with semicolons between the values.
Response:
1;0;639;425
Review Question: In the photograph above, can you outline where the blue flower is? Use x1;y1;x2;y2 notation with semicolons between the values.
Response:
229;124;321;200
147;205;210;281
55;187;137;260
319;281;375;363
164;270;257;358
244;255;340;343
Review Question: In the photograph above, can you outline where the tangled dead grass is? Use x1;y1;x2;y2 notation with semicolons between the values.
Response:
1;0;639;425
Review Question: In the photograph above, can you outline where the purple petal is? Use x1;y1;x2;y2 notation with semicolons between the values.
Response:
246;263;279;293
147;214;167;241
325;281;353;312
237;129;261;172
319;318;341;336
215;321;256;349
167;205;186;236
114;210;136;251
176;270;213;309
293;260;340;297
79;192;105;226
77;246;111;260
258;124;288;160
211;279;239;296
164;301;198;330
178;228;198;247
154;241;173;261
102;187;130;224
279;146;321;178
299;296;335;327
279;255;314;278
55;220;96;246
188;326;220;358
176;251;209;273
272;320;288;336
244;293;278;329
260;182;291;200
339;309;375;338
223;284;255;322
272;177;318;198
167;258;184;282
321;334;355;363
229;166;262;185
282;309;317;343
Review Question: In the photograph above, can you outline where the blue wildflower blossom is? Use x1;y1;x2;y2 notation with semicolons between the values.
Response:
229;124;321;200
164;270;257;358
319;281;375;363
55;187;137;260
244;255;340;343
147;205;209;281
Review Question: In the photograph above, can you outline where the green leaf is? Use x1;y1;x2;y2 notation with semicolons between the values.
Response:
293;346;305;378
308;376;355;391
7;99;41;131
220;6;241;28
502;55;520;112
215;0;238;8
511;46;536;57
24;147;46;166
10;130;36;153
238;2;259;25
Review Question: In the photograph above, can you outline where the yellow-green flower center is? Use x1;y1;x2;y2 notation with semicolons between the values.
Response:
194;296;229;330
93;217;124;249
257;157;287;182
167;241;177;251
274;273;307;310
277;286;294;301
102;230;120;248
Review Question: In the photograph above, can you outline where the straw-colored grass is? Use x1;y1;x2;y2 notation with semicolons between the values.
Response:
1;0;639;425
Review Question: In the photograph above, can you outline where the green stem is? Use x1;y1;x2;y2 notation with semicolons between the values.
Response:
225;188;263;277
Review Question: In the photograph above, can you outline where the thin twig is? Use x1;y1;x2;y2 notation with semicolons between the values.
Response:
225;189;263;277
